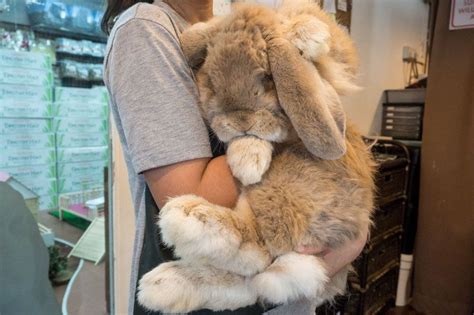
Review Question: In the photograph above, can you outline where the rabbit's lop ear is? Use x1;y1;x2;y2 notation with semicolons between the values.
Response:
267;37;346;160
180;19;220;68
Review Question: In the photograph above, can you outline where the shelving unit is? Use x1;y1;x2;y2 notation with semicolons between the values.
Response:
0;0;109;215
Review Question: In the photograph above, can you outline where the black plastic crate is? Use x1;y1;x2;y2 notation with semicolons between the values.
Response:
346;266;399;315
351;232;402;288
372;141;410;205
371;198;405;241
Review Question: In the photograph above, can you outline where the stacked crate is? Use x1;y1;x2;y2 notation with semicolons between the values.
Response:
54;86;109;196
348;141;409;314
0;49;58;211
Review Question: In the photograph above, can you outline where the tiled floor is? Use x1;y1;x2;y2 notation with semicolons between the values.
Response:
38;211;107;315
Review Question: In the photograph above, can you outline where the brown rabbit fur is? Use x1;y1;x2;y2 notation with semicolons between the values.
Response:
138;2;376;313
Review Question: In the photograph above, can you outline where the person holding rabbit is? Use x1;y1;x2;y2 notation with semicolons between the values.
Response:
102;0;369;314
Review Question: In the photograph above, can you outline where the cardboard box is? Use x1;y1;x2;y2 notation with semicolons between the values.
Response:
0;133;55;149
0;49;52;70
0;164;56;180
39;194;58;210
0;102;55;118
58;175;103;194
0;148;56;167
55;102;108;118
19;178;58;196
55;86;109;104
56;132;108;148
56;146;108;163
57;160;106;179
54;117;108;133
0;67;53;86
0;84;53;102
0;118;54;134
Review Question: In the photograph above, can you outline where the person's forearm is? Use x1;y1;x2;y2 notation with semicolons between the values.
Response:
144;156;239;209
194;156;240;207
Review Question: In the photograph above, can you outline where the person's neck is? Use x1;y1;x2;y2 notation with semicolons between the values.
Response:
163;0;213;24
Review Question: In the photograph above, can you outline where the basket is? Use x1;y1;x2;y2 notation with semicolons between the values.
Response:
372;140;410;205
58;188;103;221
371;197;405;242
346;266;399;315
352;232;402;288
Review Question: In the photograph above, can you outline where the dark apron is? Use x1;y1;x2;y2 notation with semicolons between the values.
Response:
133;132;266;315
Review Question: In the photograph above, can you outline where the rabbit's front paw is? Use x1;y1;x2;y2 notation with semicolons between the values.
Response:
159;195;242;261
285;16;330;61
227;137;273;186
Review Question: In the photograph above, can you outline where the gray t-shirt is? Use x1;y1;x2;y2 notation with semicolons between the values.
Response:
104;2;212;314
104;1;314;314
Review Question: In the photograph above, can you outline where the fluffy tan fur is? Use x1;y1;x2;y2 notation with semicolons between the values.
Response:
138;2;376;313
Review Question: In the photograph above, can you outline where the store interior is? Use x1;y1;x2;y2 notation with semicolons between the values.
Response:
0;0;472;315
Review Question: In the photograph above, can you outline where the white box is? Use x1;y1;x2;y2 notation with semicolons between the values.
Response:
58;175;103;193
56;146;108;163
0;67;53;86
0;164;57;180
0;102;55;118
0;118;54;134
55;86;109;104
54;117;108;133
39;194;58;210
0;84;53;102
57;160;106;179
0;148;56;167
56;132;108;148
55;102;108;118
0;49;52;70
19;178;58;196
0;133;55;149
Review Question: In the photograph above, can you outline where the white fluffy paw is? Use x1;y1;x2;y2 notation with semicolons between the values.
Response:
227;137;273;186
159;195;242;262
252;252;329;305
285;17;331;62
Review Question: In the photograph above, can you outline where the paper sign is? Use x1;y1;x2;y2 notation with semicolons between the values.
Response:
213;0;231;16
337;0;348;12
450;0;474;30
323;0;337;14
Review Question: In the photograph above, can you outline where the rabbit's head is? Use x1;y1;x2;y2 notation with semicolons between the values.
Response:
181;4;357;160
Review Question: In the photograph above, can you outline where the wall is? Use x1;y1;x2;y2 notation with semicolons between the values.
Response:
111;122;135;315
411;1;474;313
343;0;429;135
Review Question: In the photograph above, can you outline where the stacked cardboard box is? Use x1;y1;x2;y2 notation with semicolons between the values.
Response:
55;87;109;195
0;49;57;210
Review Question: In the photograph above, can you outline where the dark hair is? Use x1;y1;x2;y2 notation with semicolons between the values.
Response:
101;0;154;34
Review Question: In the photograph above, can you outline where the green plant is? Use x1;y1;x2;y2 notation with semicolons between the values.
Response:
48;245;68;281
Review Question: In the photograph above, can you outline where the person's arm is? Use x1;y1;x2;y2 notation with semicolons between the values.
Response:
144;155;239;208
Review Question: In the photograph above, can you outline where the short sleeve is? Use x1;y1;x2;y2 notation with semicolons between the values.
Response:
104;18;212;174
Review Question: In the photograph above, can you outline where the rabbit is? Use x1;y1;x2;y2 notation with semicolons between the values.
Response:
138;2;376;313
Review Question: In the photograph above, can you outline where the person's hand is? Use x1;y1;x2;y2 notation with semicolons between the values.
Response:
296;226;368;277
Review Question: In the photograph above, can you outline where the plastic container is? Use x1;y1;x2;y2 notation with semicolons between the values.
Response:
371;198;405;242
352;232;402;288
